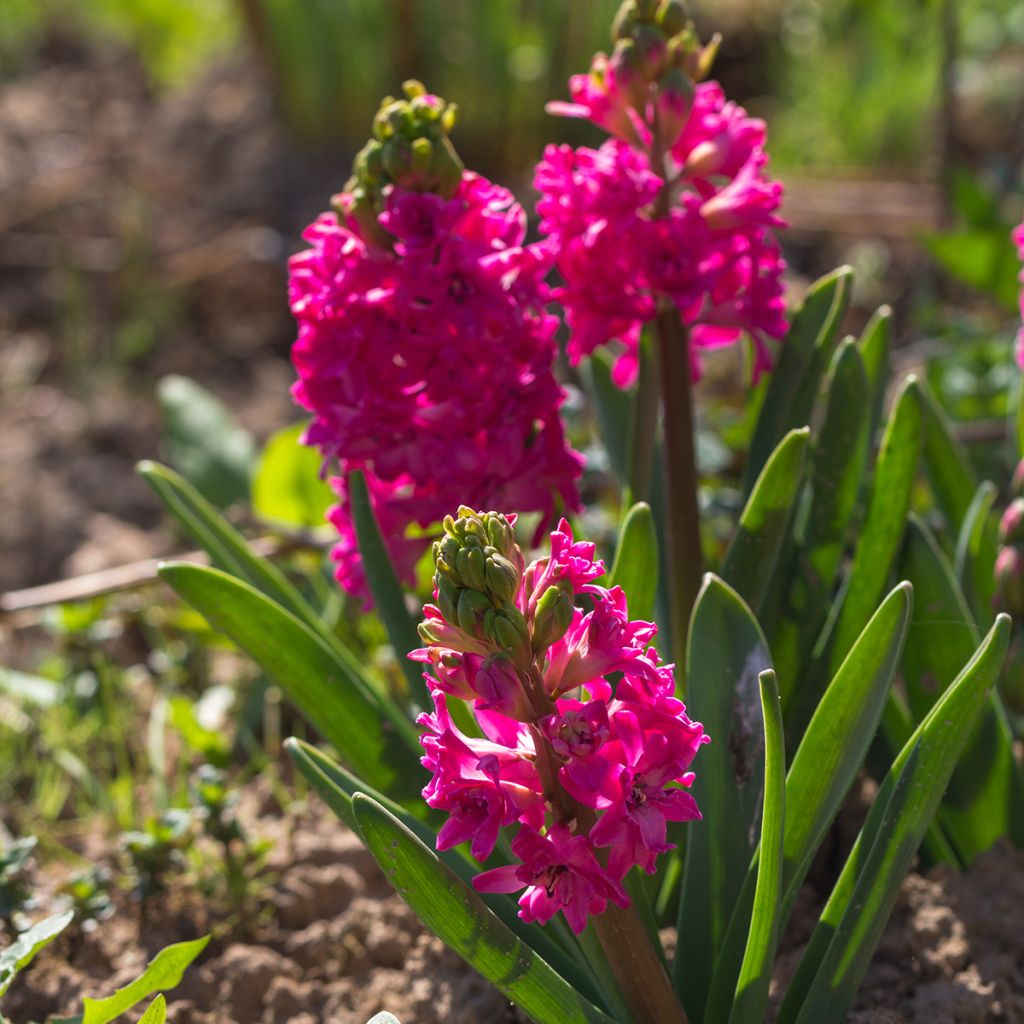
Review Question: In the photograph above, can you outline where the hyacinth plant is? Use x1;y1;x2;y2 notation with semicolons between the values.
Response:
135;4;1024;1023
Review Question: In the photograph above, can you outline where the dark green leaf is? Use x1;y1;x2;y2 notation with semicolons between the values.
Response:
954;481;999;628
349;469;429;707
855;305;892;443
728;671;785;1024
722;428;810;620
918;377;979;535
780;615;1011;1024
157;375;255;507
706;583;912;1021
608;502;658;622
827;376;923;675
351;795;617;1024
745;266;852;493
159;563;423;804
895;517;1024;860
771;340;870;693
675;575;770;1018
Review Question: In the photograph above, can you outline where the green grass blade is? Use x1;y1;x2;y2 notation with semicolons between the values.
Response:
721;428;810;620
772;339;871;694
918;377;979;535
159;563;423;803
82;936;210;1024
827;375;923;675
348;469;429;708
674;575;771;1017
706;582;912;1022
351;795;618;1024
896;516;1024;859
138;460;318;627
608;502;658;621
779;614;1011;1024
954;481;999;628
0;911;73;998
744;266;852;493
728;671;785;1024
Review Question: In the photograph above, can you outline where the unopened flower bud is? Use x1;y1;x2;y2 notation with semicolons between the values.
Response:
995;545;1024;618
656;66;694;148
1013;460;1024;499
655;0;688;37
488;605;532;661
633;24;668;81
457;589;493;638
474;655;531;719
999;499;1024;546
532;580;575;653
436;573;461;625
456;544;488;592
609;40;650;110
611;3;636;41
485;552;519;604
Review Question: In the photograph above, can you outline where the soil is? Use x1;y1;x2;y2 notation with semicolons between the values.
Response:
4;779;1023;1024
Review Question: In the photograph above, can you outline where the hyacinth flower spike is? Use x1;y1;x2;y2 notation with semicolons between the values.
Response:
414;507;708;1023
536;0;788;670
288;80;583;605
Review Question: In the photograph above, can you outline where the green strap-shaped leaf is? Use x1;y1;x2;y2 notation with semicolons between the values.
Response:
827;375;923;676
351;794;618;1024
82;936;210;1024
137;996;167;1024
285;739;600;1004
584;349;634;486
0;911;73;998
722;428;810;621
780;614;1011;1024
728;671;785;1024
138;460;320;630
706;582;912;1022
1013;373;1024;463
918;377;979;535
159;563;423;804
744;266;852;493
895;517;1024;859
348;469;429;708
608;502;658;622
856;305;892;442
954;481;999;628
772;340;871;694
674;575;770;1018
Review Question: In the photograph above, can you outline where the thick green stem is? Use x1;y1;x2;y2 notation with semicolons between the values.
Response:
653;304;703;681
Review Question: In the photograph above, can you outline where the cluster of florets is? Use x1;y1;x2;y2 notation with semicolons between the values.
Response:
534;0;787;388
413;508;707;934
289;82;582;600
1014;221;1024;368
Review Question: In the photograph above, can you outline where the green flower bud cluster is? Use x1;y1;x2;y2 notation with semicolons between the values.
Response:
340;79;465;246
429;507;531;663
607;0;720;113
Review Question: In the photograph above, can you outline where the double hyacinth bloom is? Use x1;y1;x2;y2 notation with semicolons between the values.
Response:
289;83;582;600
534;0;787;388
413;508;707;935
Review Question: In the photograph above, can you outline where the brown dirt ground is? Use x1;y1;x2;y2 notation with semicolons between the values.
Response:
4;778;1023;1024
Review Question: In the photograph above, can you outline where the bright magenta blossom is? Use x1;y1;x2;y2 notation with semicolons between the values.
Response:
1014;221;1024;368
536;53;787;388
290;123;582;601
414;509;707;935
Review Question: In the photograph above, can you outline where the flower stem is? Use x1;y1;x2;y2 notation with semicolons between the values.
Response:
591;903;689;1024
653;303;703;683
